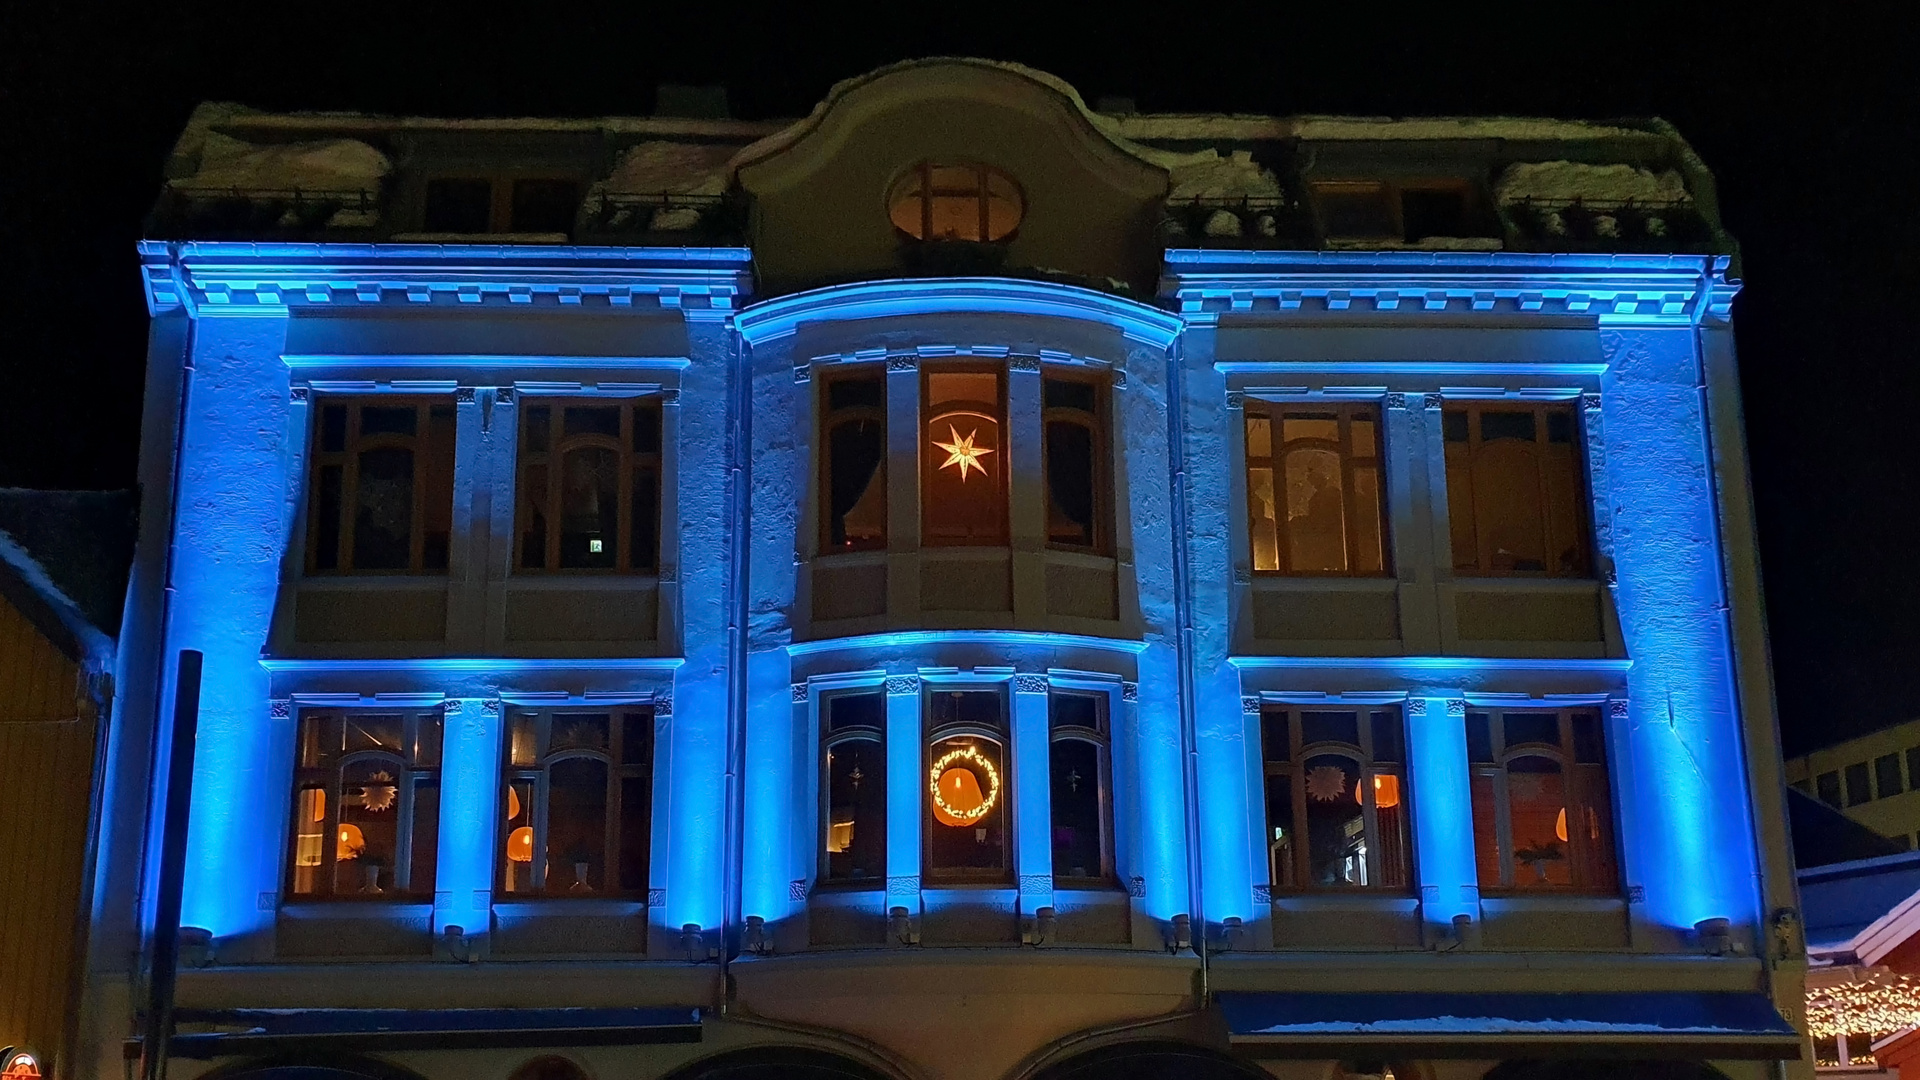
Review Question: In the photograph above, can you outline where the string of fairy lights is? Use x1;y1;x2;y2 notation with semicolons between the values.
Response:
1807;968;1920;1039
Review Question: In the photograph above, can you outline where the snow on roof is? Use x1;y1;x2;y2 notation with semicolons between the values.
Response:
598;141;738;197
179;131;391;191
1497;161;1691;205
1800;849;1920;952
1162;149;1284;201
0;489;136;664
1289;115;1654;142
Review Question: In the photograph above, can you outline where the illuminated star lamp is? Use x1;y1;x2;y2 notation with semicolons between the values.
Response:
930;745;1001;827
933;424;993;481
1807;967;1920;1039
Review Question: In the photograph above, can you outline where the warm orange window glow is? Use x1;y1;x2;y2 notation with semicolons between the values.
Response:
922;369;1007;546
889;162;1023;242
507;826;534;863
1443;401;1591;577
1245;402;1387;576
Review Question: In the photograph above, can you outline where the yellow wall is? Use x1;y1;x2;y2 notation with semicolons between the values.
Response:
0;591;96;1076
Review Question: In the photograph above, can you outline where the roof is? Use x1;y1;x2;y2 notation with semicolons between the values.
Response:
0;489;137;665
1800;848;1920;955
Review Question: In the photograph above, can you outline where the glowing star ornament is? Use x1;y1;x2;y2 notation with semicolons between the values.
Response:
933;425;993;481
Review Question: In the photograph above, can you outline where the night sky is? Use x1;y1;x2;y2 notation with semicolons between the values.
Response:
3;9;1914;757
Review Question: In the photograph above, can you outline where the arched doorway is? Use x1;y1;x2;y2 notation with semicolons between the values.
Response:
1027;1040;1272;1080
660;1046;900;1080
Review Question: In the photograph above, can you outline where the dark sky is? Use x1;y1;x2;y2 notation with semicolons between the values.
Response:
2;8;1914;757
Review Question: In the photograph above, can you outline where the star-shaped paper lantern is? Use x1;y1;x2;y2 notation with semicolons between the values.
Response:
934;424;993;481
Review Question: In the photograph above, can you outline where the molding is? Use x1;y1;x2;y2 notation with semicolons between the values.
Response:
885;675;922;697
791;682;810;704
732;277;1184;349
1446;699;1468;716
1162;250;1739;327
647;888;665;907
1019;874;1052;896
1405;697;1427;716
1013;673;1049;695
1242;696;1263;714
1253;884;1272;905
887;875;920;897
790;879;810;902
789;629;1148;657
138;240;754;318
1128;876;1147;899
1121;682;1138;703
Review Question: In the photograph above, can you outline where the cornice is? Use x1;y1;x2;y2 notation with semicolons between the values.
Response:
732;276;1185;349
138;241;755;320
1161;250;1740;327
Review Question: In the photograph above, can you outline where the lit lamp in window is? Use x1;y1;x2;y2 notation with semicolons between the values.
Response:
507;826;535;864
1355;773;1401;809
337;822;366;859
930;744;1001;827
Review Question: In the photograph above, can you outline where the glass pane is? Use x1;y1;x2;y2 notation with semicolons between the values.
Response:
1371;768;1410;888
360;406;417;437
630;469;658;572
929;689;1003;730
827;417;886;551
1370;710;1405;763
1260;709;1291;763
558;446;618;568
422;178;492;232
1045;419;1096;546
621;711;654;766
353;446;415;570
1480;411;1536;442
335;760;402;895
1503;713;1561;750
923;372;1004;546
1247;466;1280;572
1049;693;1100;733
1815;770;1841;807
509;179;579;233
632;403;661;453
1507;756;1571;888
1847;762;1872;806
549;757;609;893
564;405;621;438
508;714;538;766
551;715;609;753
1285;447;1348;573
928;736;1008;877
1352;464;1384;574
1442;409;1469;442
1300;711;1359;749
344;714;403;754
422;405;455;572
1571;711;1605;765
1051;738;1106;878
413;714;443;768
1573;763;1617;889
1883;753;1908;799
503;777;536;893
524;406;551;452
928;194;982;240
825;738;886;883
829;377;884;411
296;714;332;768
1547;410;1575;444
983;170;1022;241
1044;379;1097;413
409;778;439;894
520;463;549;569
1281;414;1339;444
1315;183;1396;237
1350;417;1377;458
619;775;651;892
313;464;343;570
1302;754;1366;886
827;693;884;733
1542;433;1589;576
1466;712;1495;764
1470;771;1502;886
291;786;326;895
320;404;348;453
1245;414;1273;458
1444;434;1478;573
1473;439;1547;573
1266;771;1295;888
1401;187;1466;241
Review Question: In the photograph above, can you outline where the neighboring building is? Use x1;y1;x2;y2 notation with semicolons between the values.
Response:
0;490;135;1080
1786;723;1920;850
1800;852;1920;1075
83;58;1803;1080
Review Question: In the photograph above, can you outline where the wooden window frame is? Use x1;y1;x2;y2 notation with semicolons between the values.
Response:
1259;704;1413;894
497;708;655;899
1309;177;1479;242
1048;689;1115;885
817;368;889;555
514;397;662;575
284;708;443;903
1243;400;1390;577
1442;399;1594;579
818;689;888;888
421;174;583;234
1041;368;1113;556
888;161;1025;243
923;687;1013;885
305;395;456;575
920;364;1010;548
1467;706;1620;896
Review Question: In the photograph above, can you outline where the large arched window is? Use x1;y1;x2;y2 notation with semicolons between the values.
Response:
500;708;654;896
1244;401;1387;575
821;691;887;886
1466;707;1618;892
921;368;1007;546
1259;705;1409;891
1048;690;1113;882
287;709;443;900
888;162;1023;242
1043;374;1108;552
926;688;1011;883
1443;401;1591;577
307;397;457;573
819;370;887;553
516;398;662;573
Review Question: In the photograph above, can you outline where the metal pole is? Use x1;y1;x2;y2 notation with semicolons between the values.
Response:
141;649;202;1080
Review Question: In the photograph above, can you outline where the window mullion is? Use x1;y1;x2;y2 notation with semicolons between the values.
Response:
410;401;428;573
545;417;562;571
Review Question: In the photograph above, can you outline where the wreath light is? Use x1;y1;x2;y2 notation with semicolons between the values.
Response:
929;745;1001;826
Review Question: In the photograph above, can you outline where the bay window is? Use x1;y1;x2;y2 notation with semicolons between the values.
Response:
925;688;1011;883
500;708;654;897
1467;706;1618;892
820;371;887;553
1049;691;1114;883
286;708;442;900
821;691;887;886
1260;704;1411;891
921;367;1007;546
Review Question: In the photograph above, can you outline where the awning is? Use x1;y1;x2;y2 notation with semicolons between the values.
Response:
1217;992;1802;1060
165;1007;702;1058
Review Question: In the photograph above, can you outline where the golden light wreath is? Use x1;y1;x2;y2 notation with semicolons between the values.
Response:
928;745;1001;824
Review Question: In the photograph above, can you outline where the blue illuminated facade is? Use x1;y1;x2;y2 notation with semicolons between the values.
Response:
77;58;1806;1080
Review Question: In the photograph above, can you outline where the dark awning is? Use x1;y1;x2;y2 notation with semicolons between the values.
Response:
165;1007;702;1058
1217;992;1802;1060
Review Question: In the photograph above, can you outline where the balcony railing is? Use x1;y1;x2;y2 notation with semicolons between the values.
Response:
1160;196;1317;249
1504;197;1714;253
575;192;748;245
149;185;381;240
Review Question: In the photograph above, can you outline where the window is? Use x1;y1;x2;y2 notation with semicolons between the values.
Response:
922;368;1007;546
1467;707;1618;892
819;371;887;553
1443;401;1592;577
307;398;456;574
516;399;662;573
500;709;654;896
423;176;582;234
1260;705;1411;890
1043;375;1109;552
1878;753;1905;799
1845;762;1873;807
926;688;1011;883
286;709;442;900
1050;691;1114;882
1816;770;1842;807
1311;179;1477;243
1910;747;1920;792
821;691;887;886
1245;402;1388;575
888;162;1023;242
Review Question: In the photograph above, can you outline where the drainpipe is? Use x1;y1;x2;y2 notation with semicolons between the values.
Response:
719;326;753;995
141;649;203;1080
1163;334;1209;999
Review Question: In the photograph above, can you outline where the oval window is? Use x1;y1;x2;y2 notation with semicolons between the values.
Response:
888;162;1023;242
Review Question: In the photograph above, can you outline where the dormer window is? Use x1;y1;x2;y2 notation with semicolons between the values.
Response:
888;162;1023;242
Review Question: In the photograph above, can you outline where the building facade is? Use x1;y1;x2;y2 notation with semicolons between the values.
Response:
1786;723;1920;851
83;58;1806;1080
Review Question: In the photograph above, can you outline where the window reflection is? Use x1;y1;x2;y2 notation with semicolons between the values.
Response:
516;398;662;573
1443;401;1590;577
1245;402;1387;575
308;398;455;574
1466;708;1618;892
822;692;887;885
1043;376;1107;551
1049;691;1112;882
1260;705;1410;892
499;709;654;897
286;709;442;900
821;373;887;552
